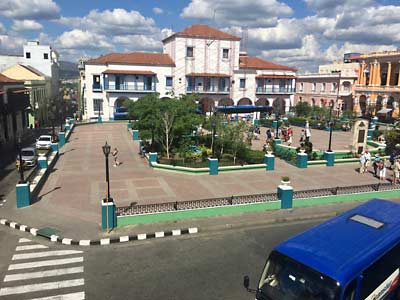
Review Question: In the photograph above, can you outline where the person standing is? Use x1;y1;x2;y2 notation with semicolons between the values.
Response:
363;148;371;173
305;121;311;142
373;154;381;177
360;153;366;174
112;147;120;167
379;159;386;182
393;158;400;185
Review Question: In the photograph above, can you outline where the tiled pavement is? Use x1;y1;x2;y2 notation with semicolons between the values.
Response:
1;123;388;239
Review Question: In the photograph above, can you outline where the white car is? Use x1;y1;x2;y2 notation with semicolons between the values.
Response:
36;135;52;150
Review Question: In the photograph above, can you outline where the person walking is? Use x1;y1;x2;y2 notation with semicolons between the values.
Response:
112;147;120;167
393;158;400;185
373;154;381;177
378;159;386;182
359;153;366;174
363;148;371;173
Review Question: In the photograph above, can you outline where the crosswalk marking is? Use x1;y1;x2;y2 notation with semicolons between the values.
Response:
28;291;85;300
18;238;32;243
16;244;49;251
9;257;84;270
0;278;84;296
4;266;84;282
12;250;83;260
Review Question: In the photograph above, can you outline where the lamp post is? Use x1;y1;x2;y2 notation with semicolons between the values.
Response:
102;141;111;232
327;70;341;152
17;134;25;183
211;110;217;158
275;113;279;139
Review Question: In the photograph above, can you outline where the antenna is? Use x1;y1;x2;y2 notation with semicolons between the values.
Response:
206;9;217;47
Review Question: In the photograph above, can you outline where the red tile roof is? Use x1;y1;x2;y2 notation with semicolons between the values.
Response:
163;24;241;42
186;72;230;77
240;56;297;71
87;52;175;66
0;73;23;84
103;70;156;75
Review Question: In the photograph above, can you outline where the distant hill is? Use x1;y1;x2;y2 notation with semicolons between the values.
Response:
59;61;79;80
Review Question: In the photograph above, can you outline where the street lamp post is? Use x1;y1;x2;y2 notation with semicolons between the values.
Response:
17;134;25;183
102;141;111;231
211;111;216;158
327;70;341;152
275;113;279;139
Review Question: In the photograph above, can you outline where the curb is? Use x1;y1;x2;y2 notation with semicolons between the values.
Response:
0;218;198;247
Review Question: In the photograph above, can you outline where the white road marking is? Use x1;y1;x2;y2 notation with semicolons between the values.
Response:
100;238;110;245
19;238;32;243
16;244;48;251
28;291;85;300
0;278;84;296
12;250;83;260
138;233;146;240
155;232;164;238
189;227;198;234
0;203;3;206
172;230;181;236
9;257;84;270
4;266;84;282
19;225;27;232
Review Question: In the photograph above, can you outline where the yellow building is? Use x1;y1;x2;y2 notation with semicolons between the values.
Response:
354;50;400;118
1;64;50;126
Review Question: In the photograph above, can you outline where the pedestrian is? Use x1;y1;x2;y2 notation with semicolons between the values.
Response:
364;148;371;172
266;129;272;141
305;121;311;142
300;129;305;142
393;158;400;185
112;147;120;167
373;154;381;177
379;159;386;182
359;153;366;174
287;134;292;146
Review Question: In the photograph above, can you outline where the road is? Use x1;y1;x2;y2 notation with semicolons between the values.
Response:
0;219;321;299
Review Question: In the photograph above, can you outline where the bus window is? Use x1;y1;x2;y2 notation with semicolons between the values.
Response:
257;251;340;300
343;280;356;300
360;243;400;299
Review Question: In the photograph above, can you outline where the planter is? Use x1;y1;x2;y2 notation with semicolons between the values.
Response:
281;180;291;186
300;149;306;153
267;151;273;155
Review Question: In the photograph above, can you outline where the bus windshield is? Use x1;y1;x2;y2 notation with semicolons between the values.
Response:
257;251;340;300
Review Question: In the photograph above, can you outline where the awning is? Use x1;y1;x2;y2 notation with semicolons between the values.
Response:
11;89;30;94
216;105;272;113
256;75;296;79
186;72;230;78
377;108;392;114
103;69;155;75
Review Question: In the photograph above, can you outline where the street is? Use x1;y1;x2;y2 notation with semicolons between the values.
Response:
0;218;321;299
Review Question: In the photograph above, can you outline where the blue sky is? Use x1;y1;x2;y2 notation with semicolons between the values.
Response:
0;0;399;72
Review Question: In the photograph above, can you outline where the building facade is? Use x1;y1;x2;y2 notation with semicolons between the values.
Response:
294;62;359;115
82;24;297;120
354;50;400;118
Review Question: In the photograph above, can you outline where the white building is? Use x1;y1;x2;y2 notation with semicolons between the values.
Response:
82;24;297;121
0;41;60;99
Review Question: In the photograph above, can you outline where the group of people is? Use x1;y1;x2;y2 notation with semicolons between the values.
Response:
360;149;400;184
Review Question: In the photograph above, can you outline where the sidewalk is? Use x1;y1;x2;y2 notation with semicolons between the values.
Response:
1;123;399;243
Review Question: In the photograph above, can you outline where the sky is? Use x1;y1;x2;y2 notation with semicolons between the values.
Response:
0;0;400;72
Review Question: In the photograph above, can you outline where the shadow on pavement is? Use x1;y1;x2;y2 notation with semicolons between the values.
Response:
34;186;61;203
59;148;75;156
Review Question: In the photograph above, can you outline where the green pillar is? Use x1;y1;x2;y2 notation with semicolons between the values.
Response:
51;142;59;152
101;199;116;230
58;132;65;148
132;130;139;140
37;156;48;169
208;158;218;175
149;152;158;167
97;116;102;123
264;154;275;171
277;185;293;209
16;183;31;208
296;152;308;168
324;151;335;167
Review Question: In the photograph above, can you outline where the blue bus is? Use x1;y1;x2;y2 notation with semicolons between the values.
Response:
244;199;400;300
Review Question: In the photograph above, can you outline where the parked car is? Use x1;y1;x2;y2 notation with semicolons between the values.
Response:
36;135;52;150
16;147;38;168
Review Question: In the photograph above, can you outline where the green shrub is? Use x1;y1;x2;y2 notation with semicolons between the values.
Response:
238;149;265;164
372;130;384;140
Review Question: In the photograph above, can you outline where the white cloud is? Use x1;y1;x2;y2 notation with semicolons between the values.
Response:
0;22;5;34
303;0;376;17
0;33;26;54
56;29;114;51
0;0;60;20
112;35;162;51
12;20;43;31
153;7;163;14
180;0;292;27
58;8;157;36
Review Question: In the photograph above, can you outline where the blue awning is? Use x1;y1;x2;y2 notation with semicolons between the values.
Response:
216;105;272;113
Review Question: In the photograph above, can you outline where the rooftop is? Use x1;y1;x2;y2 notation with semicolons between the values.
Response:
275;199;400;284
0;73;23;84
239;56;297;71
360;49;400;59
87;52;175;66
163;24;241;42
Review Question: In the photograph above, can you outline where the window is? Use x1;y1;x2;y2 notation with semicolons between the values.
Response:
312;82;316;92
321;83;326;92
222;49;229;59
299;83;304;92
166;76;173;87
93;75;101;90
240;79;246;89
43;53;49;60
332;82;337;92
360;243;400;299
93;99;103;114
26;52;31;59
186;46;194;58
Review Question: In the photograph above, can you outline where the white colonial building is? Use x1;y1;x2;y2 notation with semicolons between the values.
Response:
81;24;297;121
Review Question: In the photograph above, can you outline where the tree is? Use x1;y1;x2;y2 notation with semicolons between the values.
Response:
385;129;400;155
295;102;312;117
225;122;247;164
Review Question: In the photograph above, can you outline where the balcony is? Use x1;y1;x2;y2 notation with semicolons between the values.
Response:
104;83;156;92
92;84;102;92
256;87;295;94
186;86;230;94
354;84;400;93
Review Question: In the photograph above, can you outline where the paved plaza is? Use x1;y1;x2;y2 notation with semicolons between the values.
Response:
1;123;388;238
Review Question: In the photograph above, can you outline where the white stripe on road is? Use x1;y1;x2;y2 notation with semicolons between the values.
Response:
100;238;110;245
9;257;83;270
4;266;84;282
19;238;32;243
16;244;48;251
0;278;84;296
30;228;38;236
0;219;6;225
28;291;85;300
19;225;27;232
10;222;17;228
12;250;83;261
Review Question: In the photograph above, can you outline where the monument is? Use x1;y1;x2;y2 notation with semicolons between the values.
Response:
352;120;369;155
